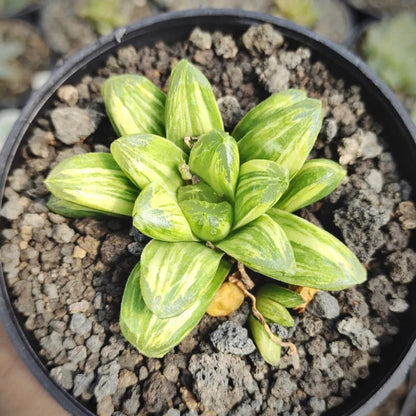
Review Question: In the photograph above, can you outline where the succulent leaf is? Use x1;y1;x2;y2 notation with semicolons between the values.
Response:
189;130;239;203
47;195;108;219
238;98;322;178
165;59;223;151
111;134;186;192
232;89;306;140
216;214;296;279
102;74;166;137
248;314;281;366
177;182;223;204
140;240;225;318
233;159;289;230
267;208;367;290
120;259;231;357
255;296;295;327
275;159;346;212
179;199;233;242
133;183;197;242
44;152;138;217
255;283;305;308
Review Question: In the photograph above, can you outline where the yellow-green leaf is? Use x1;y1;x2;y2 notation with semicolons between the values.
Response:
232;89;306;140
217;214;296;279
233;159;289;230
179;199;233;242
111;134;186;192
140;240;224;318
102;74;166;137
47;195;108;219
275;159;346;212
267;208;367;290
255;283;304;308
248;314;281;366
256;296;295;327
189;130;239;203
120;259;231;358
165;59;223;152
177;182;223;204
44;152;138;217
238;98;322;178
133;183;197;242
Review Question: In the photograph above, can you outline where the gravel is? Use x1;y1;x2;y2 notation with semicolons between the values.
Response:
0;23;415;416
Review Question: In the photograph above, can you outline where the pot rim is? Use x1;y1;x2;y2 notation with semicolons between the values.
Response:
1;8;416;416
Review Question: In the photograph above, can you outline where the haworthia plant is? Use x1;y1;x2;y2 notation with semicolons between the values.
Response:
44;59;367;364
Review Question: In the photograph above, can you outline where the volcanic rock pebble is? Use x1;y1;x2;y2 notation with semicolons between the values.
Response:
210;321;256;355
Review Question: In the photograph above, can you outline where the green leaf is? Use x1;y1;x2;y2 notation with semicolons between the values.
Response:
255;283;305;308
216;214;295;279
47;195;108;219
233;159;289;229
111;134;186;192
44;152;139;217
256;296;295;327
120;259;231;358
232;89;306;140
189;130;239;203
102;74;166;137
238;98;322;178
177;182;223;204
133;183;197;242
165;59;223;152
140;240;224;318
179;199;233;242
248;314;281;366
275;159;346;212
267;208;367;290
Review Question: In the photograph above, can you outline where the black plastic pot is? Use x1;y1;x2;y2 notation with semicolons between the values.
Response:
1;8;416;416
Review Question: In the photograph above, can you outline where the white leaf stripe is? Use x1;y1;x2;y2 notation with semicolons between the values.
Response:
102;74;165;137
217;214;296;279
233;159;289;229
133;183;197;242
111;134;186;192
120;260;231;357
232;89;306;140
44;152;138;216
267;208;366;290
140;240;224;318
275;159;346;212
165;60;223;152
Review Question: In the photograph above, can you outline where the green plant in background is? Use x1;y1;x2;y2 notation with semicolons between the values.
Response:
273;0;319;28
77;0;128;35
362;12;416;96
45;60;366;365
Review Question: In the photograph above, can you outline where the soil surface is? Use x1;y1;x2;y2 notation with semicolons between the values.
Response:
1;24;416;416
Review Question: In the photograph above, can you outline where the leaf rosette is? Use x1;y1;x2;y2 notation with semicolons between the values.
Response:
44;59;367;363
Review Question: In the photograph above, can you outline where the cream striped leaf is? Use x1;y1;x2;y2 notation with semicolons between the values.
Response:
189;130;239;203
179;199;233;242
140;240;224;318
44;152;138;217
256;296;295;327
177;182;223;203
255;283;304;308
248;314;281;366
102;74;166;137
232;89;306;140
238;98;322;178
120;259;231;357
217;214;296;279
47;195;108;219
275;159;346;212
111;134;186;192
165;60;223;152
267;208;367;290
233;159;289;230
133;183;197;242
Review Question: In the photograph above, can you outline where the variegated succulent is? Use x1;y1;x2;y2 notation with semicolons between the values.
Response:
44;59;366;364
